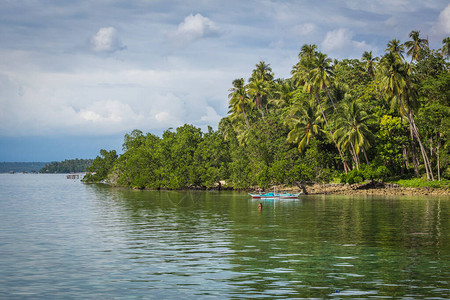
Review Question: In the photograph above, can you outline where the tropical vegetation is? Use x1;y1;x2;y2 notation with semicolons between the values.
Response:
84;31;450;189
39;159;94;173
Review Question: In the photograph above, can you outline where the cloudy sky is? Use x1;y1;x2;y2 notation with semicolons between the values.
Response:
1;0;449;161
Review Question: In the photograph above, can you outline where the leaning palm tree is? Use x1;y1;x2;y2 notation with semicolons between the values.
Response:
228;78;251;129
377;50;434;180
285;99;323;153
404;30;429;62
333;100;375;169
442;37;450;59
361;51;379;79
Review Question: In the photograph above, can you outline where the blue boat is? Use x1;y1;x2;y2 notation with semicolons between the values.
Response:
249;191;300;199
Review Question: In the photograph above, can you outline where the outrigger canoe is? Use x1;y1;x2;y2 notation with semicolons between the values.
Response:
249;192;300;199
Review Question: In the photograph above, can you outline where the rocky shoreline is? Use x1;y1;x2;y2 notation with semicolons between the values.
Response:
271;181;450;197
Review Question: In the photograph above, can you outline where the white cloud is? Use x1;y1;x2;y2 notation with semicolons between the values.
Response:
171;13;220;47
90;27;126;52
322;28;352;51
200;106;221;124
292;23;316;36
79;100;139;123
432;4;450;37
322;28;371;56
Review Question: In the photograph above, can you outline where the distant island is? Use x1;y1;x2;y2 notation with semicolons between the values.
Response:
0;159;94;174
39;159;94;173
0;162;48;173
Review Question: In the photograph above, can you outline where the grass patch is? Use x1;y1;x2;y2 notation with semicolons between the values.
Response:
391;178;450;189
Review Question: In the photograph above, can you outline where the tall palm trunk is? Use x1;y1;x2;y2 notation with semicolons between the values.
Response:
314;91;328;125
350;141;359;170
324;86;337;110
315;91;349;173
409;113;434;180
410;126;419;177
362;148;369;165
399;101;434;180
256;94;265;119
241;104;250;129
437;134;441;181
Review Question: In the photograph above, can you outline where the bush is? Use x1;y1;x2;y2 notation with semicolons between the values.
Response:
393;178;450;188
340;169;365;184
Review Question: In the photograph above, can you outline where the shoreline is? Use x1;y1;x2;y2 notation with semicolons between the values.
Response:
271;182;450;197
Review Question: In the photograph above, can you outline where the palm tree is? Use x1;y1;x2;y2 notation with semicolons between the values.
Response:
247;78;270;119
309;52;336;109
285;99;323;153
334;100;375;169
442;37;450;59
404;30;429;62
269;79;294;110
228;78;250;129
291;45;350;173
361;51;379;79
386;39;405;60
291;44;317;86
250;61;274;82
377;50;434;180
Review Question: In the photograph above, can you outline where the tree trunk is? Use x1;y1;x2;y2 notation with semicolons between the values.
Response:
324;85;337;110
410;126;420;177
403;146;409;170
437;135;441;181
350;142;359;170
409;112;434;180
242;106;250;129
294;181;308;195
397;98;433;179
314;90;350;173
362;148;369;165
315;91;328;126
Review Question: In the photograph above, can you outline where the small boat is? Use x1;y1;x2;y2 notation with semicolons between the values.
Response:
249;191;300;199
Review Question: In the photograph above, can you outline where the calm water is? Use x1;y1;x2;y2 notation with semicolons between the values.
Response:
0;174;449;299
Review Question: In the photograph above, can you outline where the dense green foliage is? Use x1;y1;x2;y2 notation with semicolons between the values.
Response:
39;159;94;173
86;31;450;188
82;150;117;182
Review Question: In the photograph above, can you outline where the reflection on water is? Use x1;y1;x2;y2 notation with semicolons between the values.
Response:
0;174;449;298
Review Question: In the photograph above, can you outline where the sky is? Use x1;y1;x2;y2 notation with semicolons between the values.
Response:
1;0;449;162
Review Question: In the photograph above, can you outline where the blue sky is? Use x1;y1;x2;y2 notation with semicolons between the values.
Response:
1;0;449;162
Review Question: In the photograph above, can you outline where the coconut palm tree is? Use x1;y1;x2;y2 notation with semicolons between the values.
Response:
247;78;270;119
333;100;375;169
404;30;429;62
296;51;337;123
291;44;317;86
250;61;274;82
386;39;405;60
291;46;350;173
442;37;450;59
285;99;323;153
377;50;434;180
269;79;295;110
228;78;250;129
361;51;379;79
